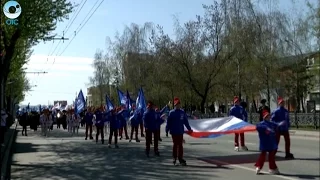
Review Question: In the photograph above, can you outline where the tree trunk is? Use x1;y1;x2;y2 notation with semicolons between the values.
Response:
266;67;271;108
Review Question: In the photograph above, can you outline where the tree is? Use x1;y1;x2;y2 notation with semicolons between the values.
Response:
88;50;111;106
92;0;315;113
152;2;234;113
0;0;74;109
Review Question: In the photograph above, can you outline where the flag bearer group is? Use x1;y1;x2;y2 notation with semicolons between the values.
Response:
79;97;193;166
32;95;294;173
229;96;294;175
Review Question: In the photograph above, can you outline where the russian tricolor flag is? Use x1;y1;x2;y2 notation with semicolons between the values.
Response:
185;117;256;138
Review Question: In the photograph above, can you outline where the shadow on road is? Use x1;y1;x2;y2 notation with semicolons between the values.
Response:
198;153;291;165
10;129;231;180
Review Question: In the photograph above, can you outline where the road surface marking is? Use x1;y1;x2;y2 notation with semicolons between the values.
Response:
198;157;299;180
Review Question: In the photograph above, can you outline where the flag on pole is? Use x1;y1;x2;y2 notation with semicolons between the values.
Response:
105;95;114;112
117;89;127;106
135;87;146;112
75;90;86;114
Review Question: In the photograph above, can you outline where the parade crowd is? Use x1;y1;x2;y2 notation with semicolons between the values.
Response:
16;96;294;175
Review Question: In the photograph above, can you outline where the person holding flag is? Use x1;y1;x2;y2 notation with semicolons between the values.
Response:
271;97;294;159
129;104;141;143
229;96;248;151
255;109;286;175
167;97;193;166
117;106;130;140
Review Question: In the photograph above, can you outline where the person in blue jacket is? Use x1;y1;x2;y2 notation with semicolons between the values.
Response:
84;108;94;140
107;108;119;148
229;96;248;151
167;97;193;166
117;107;129;140
155;105;168;142
129;105;141;143
143;101;160;157
271;97;294;159
94;107;105;144
255;109;286;175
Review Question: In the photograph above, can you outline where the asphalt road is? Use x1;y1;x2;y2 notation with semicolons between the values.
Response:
10;125;320;180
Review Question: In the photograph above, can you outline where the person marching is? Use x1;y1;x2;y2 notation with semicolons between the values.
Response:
56;109;61;129
143;101;160;157
72;110;80;135
167;97;193;166
229;96;248;151
129;105;141;143
48;111;53;131
258;99;271;122
139;109;145;138
40;109;48;136
255;109;286;175
155;105;168;142
67;110;73;133
94;107;105;144
118;106;129;140
107;108;119;148
62;110;67;130
20;112;28;136
85;108;94;140
271;97;294;159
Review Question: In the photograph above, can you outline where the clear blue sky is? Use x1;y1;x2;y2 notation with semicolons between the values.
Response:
21;0;312;106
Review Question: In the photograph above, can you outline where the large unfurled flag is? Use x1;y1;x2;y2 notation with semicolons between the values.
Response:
105;95;114;112
135;87;146;112
117;89;127;106
185;117;256;138
76;90;86;114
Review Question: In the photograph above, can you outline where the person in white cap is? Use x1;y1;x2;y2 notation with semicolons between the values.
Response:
1;109;8;146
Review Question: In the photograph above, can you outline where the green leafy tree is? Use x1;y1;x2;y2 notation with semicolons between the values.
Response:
0;0;74;108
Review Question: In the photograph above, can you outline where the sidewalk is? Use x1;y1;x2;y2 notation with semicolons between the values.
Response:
289;129;319;138
1;123;17;179
246;129;319;138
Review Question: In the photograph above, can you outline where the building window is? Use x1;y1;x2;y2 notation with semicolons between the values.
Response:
310;93;320;104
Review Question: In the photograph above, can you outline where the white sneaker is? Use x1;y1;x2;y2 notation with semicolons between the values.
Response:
241;146;248;151
269;168;280;175
234;146;239;151
108;144;111;148
255;167;261;175
1;143;5;147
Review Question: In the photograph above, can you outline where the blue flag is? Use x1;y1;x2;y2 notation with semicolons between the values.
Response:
117;89;127;106
126;90;132;110
105;95;114;112
135;87;146;112
76;90;86;114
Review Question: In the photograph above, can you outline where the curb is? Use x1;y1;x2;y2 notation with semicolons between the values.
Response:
1;123;17;180
289;130;319;138
246;131;319;138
